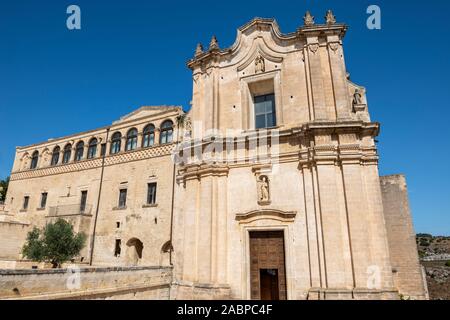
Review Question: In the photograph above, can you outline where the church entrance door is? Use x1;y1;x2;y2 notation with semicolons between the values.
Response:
249;231;287;300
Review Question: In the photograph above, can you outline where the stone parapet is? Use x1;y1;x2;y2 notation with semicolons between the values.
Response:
0;266;172;300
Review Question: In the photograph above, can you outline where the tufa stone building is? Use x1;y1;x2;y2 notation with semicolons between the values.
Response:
0;13;427;300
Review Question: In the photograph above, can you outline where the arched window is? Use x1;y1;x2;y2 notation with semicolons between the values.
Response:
110;132;122;154
62;144;72;164
142;124;155;148
74;141;84;162
160;120;173;144
126;128;138;151
87;138;97;159
30;151;39;169
51;146;60;166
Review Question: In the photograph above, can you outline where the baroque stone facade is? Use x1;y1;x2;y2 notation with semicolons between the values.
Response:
0;14;427;300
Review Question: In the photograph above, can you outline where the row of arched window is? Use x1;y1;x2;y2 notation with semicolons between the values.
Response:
28;120;174;170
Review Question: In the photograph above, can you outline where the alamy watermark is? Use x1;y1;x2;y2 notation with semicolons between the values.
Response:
66;5;81;30
367;5;381;30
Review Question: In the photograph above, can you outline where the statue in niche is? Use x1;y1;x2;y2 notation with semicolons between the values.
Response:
353;88;363;105
352;88;366;113
258;175;270;203
255;55;265;73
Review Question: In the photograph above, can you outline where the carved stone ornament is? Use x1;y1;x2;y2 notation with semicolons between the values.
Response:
193;74;200;83
352;88;366;112
329;42;340;53
255;54;265;73
303;11;315;26
257;175;271;205
195;43;203;57
325;10;336;25
209;35;219;50
353;88;363;105
309;43;319;54
183;116;192;138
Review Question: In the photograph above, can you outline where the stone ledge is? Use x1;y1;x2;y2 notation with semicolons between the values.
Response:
4;282;171;300
0;265;173;276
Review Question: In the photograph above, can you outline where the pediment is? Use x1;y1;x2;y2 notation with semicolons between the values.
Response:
235;209;296;224
236;42;284;72
113;106;181;124
188;18;300;70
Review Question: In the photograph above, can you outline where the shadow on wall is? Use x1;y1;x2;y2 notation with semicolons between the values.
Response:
126;238;143;266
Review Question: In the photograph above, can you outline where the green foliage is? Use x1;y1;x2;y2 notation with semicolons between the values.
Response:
0;176;9;202
445;261;450;267
22;219;86;268
416;233;433;238
419;239;430;247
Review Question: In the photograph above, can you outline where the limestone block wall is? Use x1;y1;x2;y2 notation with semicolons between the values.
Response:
380;175;428;299
0;222;30;260
0;266;172;300
91;151;175;267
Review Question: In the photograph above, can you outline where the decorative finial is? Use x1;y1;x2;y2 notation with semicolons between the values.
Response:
304;11;315;26
209;35;219;50
325;10;336;25
195;43;203;57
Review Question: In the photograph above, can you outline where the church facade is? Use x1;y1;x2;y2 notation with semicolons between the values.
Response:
0;13;427;300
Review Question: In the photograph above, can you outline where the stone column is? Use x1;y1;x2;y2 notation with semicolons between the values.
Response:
137;133;143;149
299;163;323;289
306;36;328;121
176;163;231;299
327;35;351;120
121;136;127;152
154;128;161;145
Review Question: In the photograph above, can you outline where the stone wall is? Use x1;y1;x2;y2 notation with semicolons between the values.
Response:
0;266;172;300
380;175;428;299
0;222;29;260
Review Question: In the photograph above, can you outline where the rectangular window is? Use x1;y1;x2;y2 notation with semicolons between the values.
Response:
254;94;276;129
114;239;122;257
40;192;48;209
118;189;127;208
147;183;157;205
23;196;30;210
80;191;88;213
100;143;107;156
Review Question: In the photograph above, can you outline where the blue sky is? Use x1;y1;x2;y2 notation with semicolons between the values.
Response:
0;1;449;235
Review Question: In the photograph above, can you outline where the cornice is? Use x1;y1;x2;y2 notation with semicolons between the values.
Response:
177;163;230;182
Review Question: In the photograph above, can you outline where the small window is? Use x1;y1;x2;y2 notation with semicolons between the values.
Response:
110;132;122;154
63;144;72;164
80;191;88;213
254;94;276;129
160;120;173;144
51;147;60;166
116;222;121;229
75;141;84;162
23;196;30;210
114;239;122;257
30;151;39;169
142;124;155;148
126;128;138;151
40;192;48;209
87;138;97;159
118;189;127;208
147;183;157;205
